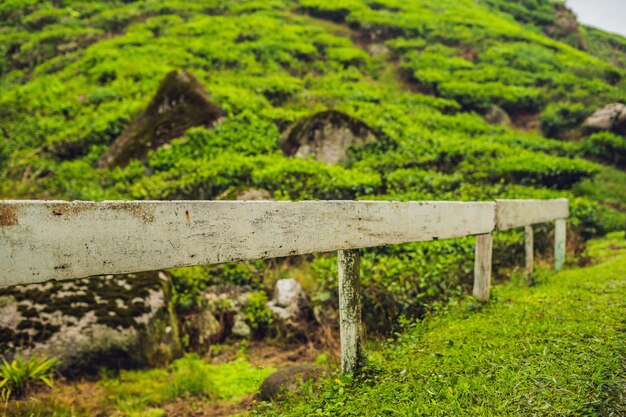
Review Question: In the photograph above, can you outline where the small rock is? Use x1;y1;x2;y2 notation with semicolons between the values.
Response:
258;364;324;400
267;279;309;321
274;279;302;308
231;314;251;338
582;103;626;136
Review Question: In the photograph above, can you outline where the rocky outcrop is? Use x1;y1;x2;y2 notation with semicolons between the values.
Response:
582;103;626;136
280;110;377;164
0;272;182;376
544;3;586;50
258;364;324;400
97;69;225;168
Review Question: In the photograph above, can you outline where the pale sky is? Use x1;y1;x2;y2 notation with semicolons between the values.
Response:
567;0;626;38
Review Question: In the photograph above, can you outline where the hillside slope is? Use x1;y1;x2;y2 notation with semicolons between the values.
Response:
0;0;625;329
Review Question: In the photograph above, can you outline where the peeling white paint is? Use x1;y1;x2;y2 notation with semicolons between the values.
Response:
495;199;568;230
0;200;495;286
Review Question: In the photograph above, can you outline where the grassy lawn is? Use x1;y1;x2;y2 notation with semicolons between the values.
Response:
259;232;626;416
6;354;274;417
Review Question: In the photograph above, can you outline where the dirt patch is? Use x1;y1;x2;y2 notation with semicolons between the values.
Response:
162;396;255;417
4;378;111;417
0;205;18;226
247;341;325;368
511;111;541;132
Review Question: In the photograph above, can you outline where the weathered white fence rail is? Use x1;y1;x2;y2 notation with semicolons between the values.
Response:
0;198;568;373
471;198;569;302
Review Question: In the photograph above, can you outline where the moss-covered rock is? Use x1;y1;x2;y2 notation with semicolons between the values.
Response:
280;110;377;165
0;272;182;376
97;69;225;168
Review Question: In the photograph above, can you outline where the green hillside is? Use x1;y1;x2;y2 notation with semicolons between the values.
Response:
1;0;625;328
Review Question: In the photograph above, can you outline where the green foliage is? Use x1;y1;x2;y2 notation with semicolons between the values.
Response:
242;291;275;338
487;153;597;188
169;261;265;314
581;132;626;169
102;354;274;414
253;157;382;200
438;81;542;113
540;102;589;138
167;354;217;399
0;354;58;401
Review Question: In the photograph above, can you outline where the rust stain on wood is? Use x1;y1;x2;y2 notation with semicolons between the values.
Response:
0;206;18;226
50;202;155;223
109;202;155;223
51;203;89;217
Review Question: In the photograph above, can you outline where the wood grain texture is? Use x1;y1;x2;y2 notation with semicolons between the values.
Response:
495;199;568;230
0;200;496;286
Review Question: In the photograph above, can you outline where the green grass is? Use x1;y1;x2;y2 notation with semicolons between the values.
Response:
5;353;275;416
258;232;626;416
103;354;274;415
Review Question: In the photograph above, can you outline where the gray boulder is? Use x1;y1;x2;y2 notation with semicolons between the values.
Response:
280;110;377;164
231;314;252;338
0;272;182;376
267;279;309;321
258;364;324;400
582;103;626;135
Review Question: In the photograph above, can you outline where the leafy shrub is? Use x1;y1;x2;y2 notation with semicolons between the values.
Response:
438;81;542;113
581;132;626;169
570;198;626;239
242;291;274;338
540;102;589;138
488;153;597;189
252;157;382;200
386;169;462;194
0;355;58;401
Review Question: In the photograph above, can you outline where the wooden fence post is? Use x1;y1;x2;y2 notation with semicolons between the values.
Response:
554;219;566;271
338;249;362;374
473;233;493;302
525;225;534;276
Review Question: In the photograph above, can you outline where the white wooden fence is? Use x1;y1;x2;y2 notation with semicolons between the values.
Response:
0;198;568;373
